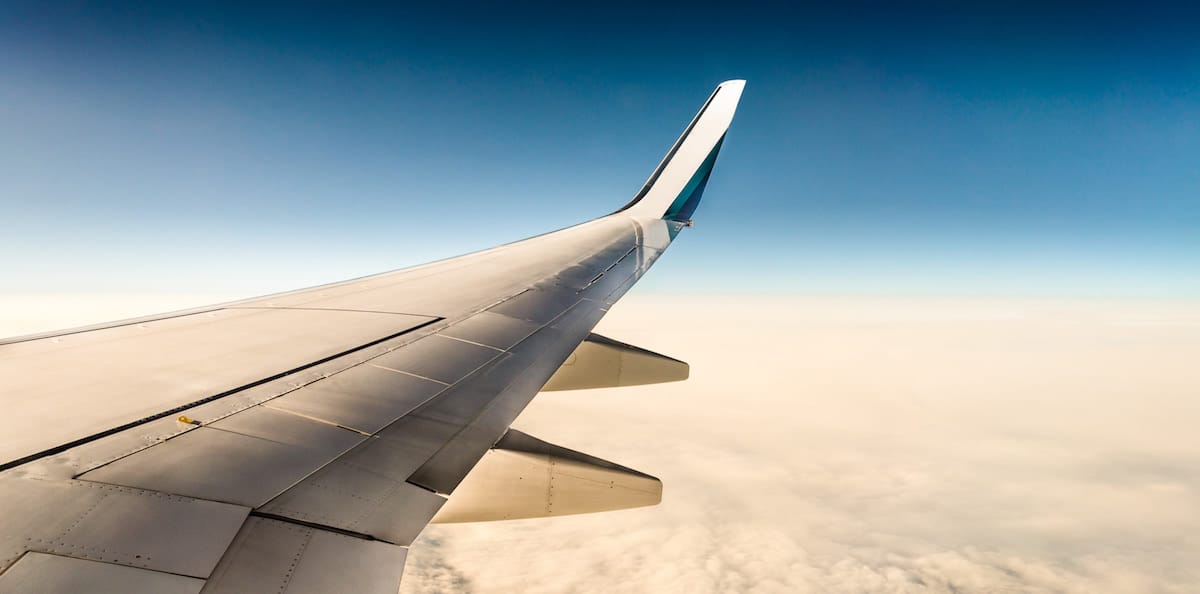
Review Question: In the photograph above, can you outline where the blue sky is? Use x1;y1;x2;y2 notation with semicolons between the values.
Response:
1;2;1197;297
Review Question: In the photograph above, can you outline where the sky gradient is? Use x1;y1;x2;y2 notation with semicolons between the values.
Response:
2;2;1198;299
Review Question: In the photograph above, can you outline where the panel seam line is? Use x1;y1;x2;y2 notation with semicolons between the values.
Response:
0;317;444;473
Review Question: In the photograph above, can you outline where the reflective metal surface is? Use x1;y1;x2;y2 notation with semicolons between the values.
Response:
0;553;205;594
0;308;433;466
406;355;518;427
0;477;248;577
407;304;604;494
265;364;447;434
438;311;541;350
260;460;446;545
201;516;407;594
370;334;502;384
487;287;581;324
81;407;365;507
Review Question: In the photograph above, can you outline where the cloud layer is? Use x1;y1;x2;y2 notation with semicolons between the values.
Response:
400;296;1200;593
2;294;1194;592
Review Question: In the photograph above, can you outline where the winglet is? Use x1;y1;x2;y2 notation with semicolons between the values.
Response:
618;80;745;220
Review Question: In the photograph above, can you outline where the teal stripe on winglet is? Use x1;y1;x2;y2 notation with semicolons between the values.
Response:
663;135;725;221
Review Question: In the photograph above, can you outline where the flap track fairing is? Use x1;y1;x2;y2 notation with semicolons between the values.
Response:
429;429;661;523
541;333;688;391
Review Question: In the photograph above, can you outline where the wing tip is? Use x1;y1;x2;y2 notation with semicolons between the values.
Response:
617;80;744;219
717;79;746;99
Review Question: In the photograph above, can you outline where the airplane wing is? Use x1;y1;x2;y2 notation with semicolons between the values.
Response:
0;80;745;593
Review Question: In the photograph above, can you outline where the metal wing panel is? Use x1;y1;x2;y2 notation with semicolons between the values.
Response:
80;407;366;507
234;217;636;316
437;311;542;350
487;287;582;324
401;354;521;428
263;364;448;435
0;477;249;578
368;334;503;385
13;319;446;482
199;517;408;594
406;300;607;494
0;309;434;467
0;553;205;594
258;460;446;545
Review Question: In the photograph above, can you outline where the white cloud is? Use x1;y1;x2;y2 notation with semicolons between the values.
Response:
401;296;1200;593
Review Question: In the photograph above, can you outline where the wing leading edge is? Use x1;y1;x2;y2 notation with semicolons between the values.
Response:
0;81;745;593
